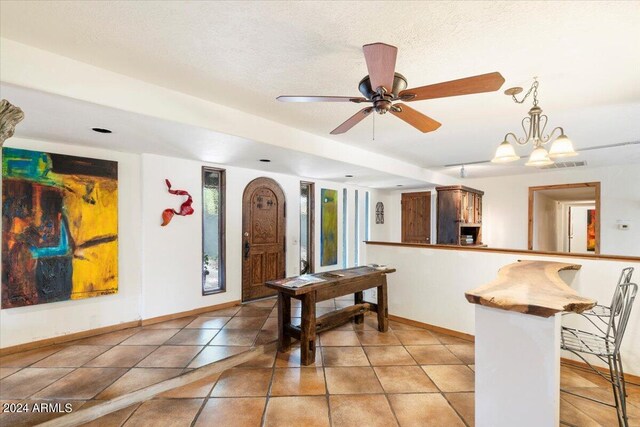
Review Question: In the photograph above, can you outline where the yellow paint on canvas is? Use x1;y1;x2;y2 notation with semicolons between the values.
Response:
61;175;118;298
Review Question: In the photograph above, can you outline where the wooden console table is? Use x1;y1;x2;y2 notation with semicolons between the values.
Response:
265;266;395;365
465;260;596;427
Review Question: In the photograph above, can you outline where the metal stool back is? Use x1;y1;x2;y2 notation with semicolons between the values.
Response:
561;268;637;427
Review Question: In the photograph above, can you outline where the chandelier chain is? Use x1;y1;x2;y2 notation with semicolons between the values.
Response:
511;78;539;106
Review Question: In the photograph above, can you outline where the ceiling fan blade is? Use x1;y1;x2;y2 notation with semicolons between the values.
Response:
330;108;373;135
399;72;505;101
390;104;441;133
363;42;398;94
277;95;367;103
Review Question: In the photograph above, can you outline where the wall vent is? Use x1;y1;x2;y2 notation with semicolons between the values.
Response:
539;160;587;169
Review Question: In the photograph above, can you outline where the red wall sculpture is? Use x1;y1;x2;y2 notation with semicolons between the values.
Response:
161;179;194;226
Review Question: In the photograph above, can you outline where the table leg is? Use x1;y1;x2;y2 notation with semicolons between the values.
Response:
354;291;364;324
377;276;389;332
277;292;291;352
300;291;317;365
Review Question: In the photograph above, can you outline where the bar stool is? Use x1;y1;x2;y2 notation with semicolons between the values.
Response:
560;267;637;427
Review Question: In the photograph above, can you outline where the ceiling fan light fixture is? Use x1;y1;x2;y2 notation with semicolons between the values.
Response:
525;146;554;167
548;134;578;158
491;140;520;163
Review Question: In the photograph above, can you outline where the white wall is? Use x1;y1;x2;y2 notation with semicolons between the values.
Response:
533;192;558;252
1;137;143;347
366;243;640;376
1;140;383;346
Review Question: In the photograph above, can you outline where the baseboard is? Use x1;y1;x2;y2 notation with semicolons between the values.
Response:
0;300;242;357
560;357;640;386
141;300;241;326
0;320;141;357
388;314;475;342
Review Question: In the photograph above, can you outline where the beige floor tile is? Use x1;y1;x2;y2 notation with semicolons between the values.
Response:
33;367;127;399
422;365;475;392
123;398;202;427
160;373;221;398
136;345;203;368
185;316;231;329
270;368;326;396
72;328;141;346
211;368;272;397
120;329;180;346
445;392;475;427
85;345;158;368
374;366;438;393
262;317;278;331
264;396;330;427
236;350;276;368
275;346;323;367
364;346;416;366
468;364;475;372
324;367;383;394
561;393;622;426
322;346;370;367
32;345;111;368
0;367;73;399
406;345;463;365
143;317;196;329
247;298;277;308
560;397;600;427
223;316;268;330
80;401;140;427
0;399;86;426
209;329;259;346
319;330;361;346
0;346;65;368
254;329;279;345
165;329;219;345
560;368;600;388
445;344;475;364
199;306;240;317
195;397;266;427
188;346;250;368
356;330;401;346
330;394;398;427
433;332;474;345
0;367;20;379
388;393;465;427
394;330;440;345
96;368;182;399
236;306;273;317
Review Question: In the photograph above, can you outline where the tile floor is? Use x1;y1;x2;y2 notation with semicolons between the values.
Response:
1;296;639;426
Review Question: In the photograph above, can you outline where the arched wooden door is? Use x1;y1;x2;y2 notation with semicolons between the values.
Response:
242;177;286;301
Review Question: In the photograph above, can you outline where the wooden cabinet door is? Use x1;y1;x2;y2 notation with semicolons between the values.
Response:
401;192;431;243
242;178;286;301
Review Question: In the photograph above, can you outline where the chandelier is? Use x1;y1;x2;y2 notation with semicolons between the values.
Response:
491;78;577;166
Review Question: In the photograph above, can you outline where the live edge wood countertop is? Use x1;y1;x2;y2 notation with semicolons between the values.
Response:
464;260;597;317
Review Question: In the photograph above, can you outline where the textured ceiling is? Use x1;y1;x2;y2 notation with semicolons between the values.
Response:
1;1;639;176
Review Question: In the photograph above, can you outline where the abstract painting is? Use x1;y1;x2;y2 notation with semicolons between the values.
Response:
587;209;596;252
2;147;118;309
320;188;338;266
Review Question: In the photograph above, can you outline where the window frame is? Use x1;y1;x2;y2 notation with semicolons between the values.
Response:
201;166;226;295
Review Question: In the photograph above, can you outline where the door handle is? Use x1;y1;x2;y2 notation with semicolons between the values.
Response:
244;241;250;260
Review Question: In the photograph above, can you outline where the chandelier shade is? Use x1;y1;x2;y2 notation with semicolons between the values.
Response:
548;134;578;158
525;146;554;167
491;140;520;163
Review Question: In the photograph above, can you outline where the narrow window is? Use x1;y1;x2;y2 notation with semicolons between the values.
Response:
354;190;359;266
300;182;315;274
342;188;348;268
365;191;370;241
202;167;225;294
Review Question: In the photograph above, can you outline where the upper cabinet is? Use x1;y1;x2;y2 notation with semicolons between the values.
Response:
436;185;485;246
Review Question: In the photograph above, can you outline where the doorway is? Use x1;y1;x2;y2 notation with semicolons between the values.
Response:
401;191;431;243
242;177;286;301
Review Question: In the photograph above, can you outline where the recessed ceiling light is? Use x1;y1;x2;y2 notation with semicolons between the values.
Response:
92;127;112;134
345;174;353;178
259;159;271;163
396;184;403;187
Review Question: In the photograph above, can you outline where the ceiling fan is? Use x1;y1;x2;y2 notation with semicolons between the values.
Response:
277;42;505;135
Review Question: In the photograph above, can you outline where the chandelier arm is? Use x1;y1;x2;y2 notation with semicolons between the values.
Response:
520;116;532;145
546;126;565;142
538;114;550;144
503;132;523;145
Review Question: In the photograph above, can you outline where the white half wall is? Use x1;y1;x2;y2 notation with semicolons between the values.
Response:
365;243;640;376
